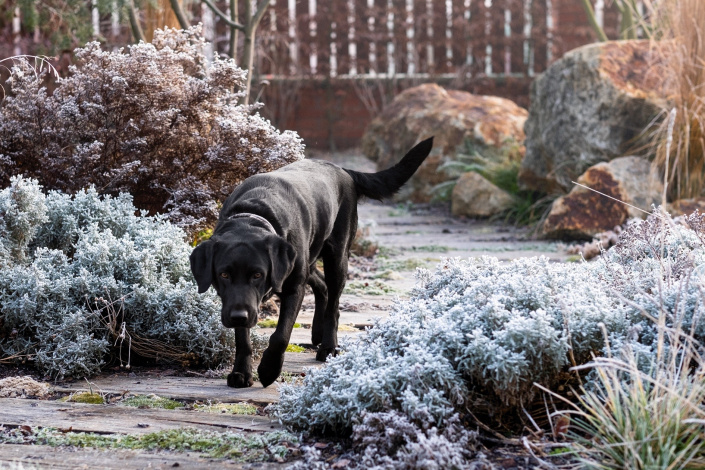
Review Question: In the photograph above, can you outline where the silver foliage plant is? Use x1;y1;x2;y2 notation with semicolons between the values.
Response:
0;26;304;231
351;411;478;469
0;176;247;379
278;210;705;439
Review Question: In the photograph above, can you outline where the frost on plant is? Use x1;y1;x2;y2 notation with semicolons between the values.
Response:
0;26;304;231
278;210;705;441
278;256;628;434
351;411;478;470
0;177;264;379
592;211;705;362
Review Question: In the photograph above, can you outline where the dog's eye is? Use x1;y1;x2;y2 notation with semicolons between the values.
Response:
252;273;262;280
220;272;229;279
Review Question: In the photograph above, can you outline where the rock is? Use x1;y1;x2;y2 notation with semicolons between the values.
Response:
520;40;672;194
667;198;705;217
362;84;528;202
451;171;515;218
542;156;662;239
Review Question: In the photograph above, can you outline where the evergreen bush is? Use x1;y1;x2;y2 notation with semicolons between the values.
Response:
0;176;260;379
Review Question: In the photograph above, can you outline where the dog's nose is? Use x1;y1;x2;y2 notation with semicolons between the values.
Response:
228;309;249;326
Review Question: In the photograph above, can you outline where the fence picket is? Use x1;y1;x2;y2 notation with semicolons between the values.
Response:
1;0;615;79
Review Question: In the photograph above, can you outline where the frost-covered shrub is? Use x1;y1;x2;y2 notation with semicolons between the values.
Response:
0;176;247;379
280;210;705;469
0;26;304;230
351;411;478;470
591;211;705;363
278;256;629;434
278;211;705;439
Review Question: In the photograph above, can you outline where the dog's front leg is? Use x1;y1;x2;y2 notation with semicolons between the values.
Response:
227;327;253;388
257;285;305;387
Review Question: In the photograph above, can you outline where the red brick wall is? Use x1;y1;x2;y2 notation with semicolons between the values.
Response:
261;76;533;149
259;0;622;150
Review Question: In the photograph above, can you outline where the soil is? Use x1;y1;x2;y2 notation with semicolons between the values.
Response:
0;150;575;468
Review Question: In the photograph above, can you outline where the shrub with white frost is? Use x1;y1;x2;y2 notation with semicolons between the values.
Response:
0;176;252;379
0;26;304;230
278;256;629;434
277;210;705;439
351;411;478;469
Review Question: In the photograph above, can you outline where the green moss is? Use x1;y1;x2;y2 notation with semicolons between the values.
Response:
379;258;436;271
286;344;306;353
344;280;396;296
257;318;301;329
121;394;184;410
549;447;572;456
1;427;298;463
376;246;401;258
338;324;359;332
566;255;583;263
388;202;412;217
193;402;258;415
372;270;402;280
61;392;105;404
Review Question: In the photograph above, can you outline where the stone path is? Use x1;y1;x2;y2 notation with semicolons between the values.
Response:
0;152;570;468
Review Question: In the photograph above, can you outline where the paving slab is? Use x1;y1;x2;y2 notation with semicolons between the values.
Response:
0;398;281;435
55;353;321;405
0;443;276;469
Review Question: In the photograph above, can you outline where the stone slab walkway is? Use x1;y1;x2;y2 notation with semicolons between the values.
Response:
0;151;570;467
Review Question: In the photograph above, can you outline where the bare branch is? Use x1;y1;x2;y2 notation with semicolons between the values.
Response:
127;0;146;43
202;0;245;30
252;0;271;29
169;0;191;30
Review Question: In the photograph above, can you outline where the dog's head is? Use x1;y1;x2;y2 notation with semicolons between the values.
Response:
190;231;296;328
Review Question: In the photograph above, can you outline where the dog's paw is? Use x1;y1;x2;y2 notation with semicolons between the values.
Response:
315;346;337;362
257;349;285;388
227;372;253;388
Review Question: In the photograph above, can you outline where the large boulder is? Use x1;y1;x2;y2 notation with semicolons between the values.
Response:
520;40;672;194
542;156;662;239
451;172;515;218
362;84;528;202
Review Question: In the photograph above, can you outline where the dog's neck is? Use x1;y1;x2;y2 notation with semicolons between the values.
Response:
228;213;276;235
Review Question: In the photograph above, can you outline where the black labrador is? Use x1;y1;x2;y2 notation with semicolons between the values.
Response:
190;137;434;388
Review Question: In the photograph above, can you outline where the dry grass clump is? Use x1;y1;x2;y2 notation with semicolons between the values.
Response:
647;0;705;201
557;330;705;469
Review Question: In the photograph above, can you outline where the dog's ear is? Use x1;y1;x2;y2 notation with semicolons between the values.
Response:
268;236;296;293
190;240;214;294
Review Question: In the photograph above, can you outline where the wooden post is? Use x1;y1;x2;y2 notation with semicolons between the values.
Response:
13;7;21;56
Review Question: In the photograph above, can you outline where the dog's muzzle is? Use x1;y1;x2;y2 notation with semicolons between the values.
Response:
225;309;249;327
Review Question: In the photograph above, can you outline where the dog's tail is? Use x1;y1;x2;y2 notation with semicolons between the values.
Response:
345;137;434;201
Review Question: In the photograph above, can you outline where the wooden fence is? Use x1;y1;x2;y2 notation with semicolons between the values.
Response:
1;0;621;148
255;0;550;79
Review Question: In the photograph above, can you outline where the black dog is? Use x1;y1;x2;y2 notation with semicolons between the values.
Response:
190;137;433;388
